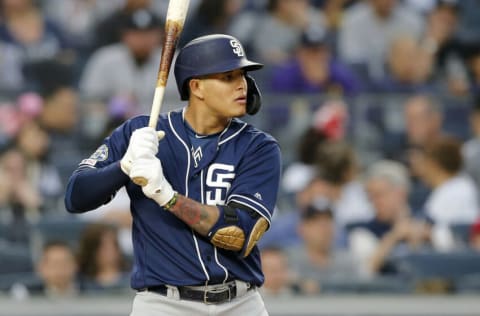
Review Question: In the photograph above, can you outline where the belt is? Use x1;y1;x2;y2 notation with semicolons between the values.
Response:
138;281;255;304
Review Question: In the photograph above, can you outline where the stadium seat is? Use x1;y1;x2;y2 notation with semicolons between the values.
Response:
29;216;89;260
0;246;33;275
449;223;473;247
395;250;480;280
320;276;413;294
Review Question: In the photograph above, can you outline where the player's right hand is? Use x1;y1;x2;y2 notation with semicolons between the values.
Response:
120;127;165;175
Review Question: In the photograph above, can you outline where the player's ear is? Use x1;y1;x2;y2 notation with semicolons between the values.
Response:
189;78;205;100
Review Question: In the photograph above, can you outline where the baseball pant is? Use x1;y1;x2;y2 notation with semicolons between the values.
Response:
129;286;268;316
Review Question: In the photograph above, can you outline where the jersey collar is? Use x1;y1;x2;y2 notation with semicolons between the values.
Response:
172;108;248;147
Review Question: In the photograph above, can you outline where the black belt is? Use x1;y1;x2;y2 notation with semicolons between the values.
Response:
138;282;254;304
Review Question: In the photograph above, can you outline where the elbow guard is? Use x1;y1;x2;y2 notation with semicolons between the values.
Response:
207;204;269;257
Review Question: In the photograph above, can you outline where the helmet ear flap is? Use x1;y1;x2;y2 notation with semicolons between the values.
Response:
246;75;261;115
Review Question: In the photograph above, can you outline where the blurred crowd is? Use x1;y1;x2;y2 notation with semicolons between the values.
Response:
1;0;480;299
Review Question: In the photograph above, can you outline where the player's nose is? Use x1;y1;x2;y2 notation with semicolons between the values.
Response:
236;75;247;93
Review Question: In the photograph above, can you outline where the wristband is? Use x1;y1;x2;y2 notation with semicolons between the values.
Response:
164;191;178;210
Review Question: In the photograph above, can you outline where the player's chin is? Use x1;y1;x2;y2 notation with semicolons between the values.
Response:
229;102;247;117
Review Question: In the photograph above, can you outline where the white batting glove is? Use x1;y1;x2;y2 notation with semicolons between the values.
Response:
120;127;165;175
130;156;175;207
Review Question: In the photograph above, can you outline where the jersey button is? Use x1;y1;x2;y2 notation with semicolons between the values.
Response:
206;255;212;262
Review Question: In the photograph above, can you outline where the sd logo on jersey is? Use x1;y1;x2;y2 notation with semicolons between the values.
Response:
206;163;235;205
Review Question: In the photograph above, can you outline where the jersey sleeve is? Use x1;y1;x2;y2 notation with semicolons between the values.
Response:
64;117;146;213
226;138;281;225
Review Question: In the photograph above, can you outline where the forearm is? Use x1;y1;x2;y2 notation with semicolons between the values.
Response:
368;232;399;273
166;194;219;236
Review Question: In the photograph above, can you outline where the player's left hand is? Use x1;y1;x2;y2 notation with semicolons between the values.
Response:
130;156;175;207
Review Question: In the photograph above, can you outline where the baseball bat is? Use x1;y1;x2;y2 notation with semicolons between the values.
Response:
132;0;190;186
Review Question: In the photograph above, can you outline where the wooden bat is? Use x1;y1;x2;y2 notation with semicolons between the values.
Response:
132;0;190;186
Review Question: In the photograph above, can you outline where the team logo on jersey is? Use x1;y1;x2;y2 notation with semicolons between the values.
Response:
89;144;109;161
191;146;203;168
230;39;244;57
206;163;235;205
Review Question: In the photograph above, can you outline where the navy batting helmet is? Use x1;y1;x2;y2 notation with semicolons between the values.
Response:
174;34;263;114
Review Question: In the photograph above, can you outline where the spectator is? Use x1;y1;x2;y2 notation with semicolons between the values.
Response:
286;198;362;294
260;247;299;297
385;94;445;213
14;118;63;214
80;9;179;115
420;0;469;96
315;141;373;227
349;160;430;277
282;99;349;195
403;94;444;158
339;0;423;80
372;34;436;93
319;0;358;52
247;0;324;64
181;0;245;46
36;80;84;187
0;0;72;64
91;0;155;50
0;147;42;226
417;135;479;225
43;0;122;51
269;26;361;95
35;240;79;298
77;222;130;293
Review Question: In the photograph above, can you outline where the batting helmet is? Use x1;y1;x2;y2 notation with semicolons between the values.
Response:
174;34;263;114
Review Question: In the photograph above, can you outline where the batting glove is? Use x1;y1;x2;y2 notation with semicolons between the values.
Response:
129;156;175;207
120;127;165;175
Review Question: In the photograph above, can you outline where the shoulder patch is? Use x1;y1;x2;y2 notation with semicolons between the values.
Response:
79;158;97;167
89;144;109;161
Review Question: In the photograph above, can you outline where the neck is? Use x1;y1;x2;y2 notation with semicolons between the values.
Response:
430;170;456;188
96;266;121;284
184;103;230;135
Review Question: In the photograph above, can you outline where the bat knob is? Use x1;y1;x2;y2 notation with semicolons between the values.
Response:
132;176;148;187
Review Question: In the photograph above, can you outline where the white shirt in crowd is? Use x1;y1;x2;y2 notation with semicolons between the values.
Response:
425;174;479;225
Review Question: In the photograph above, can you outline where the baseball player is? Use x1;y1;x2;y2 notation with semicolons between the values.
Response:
65;34;281;316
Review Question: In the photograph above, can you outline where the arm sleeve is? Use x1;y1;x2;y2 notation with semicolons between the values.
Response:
64;117;143;213
64;162;129;213
226;138;282;228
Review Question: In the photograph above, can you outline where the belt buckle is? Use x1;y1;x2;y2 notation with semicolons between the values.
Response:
203;283;232;305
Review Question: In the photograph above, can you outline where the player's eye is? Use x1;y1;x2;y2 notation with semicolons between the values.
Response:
223;73;234;81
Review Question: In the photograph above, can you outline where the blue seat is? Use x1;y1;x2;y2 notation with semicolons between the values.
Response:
449;223;473;246
455;273;480;293
395;250;480;280
0;246;33;275
320;276;413;294
29;216;89;260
